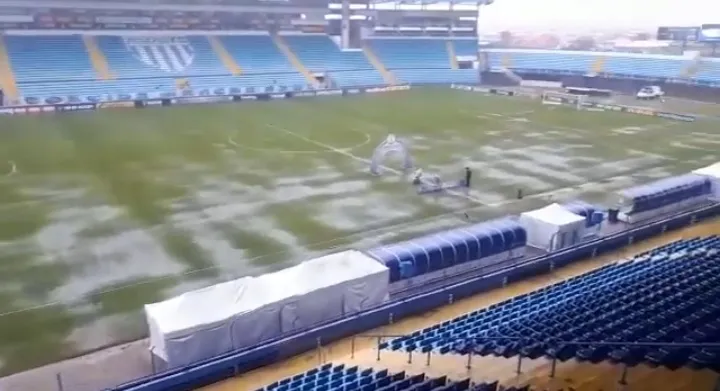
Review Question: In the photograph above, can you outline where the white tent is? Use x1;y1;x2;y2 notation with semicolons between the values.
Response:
145;250;389;368
519;203;586;251
693;162;720;198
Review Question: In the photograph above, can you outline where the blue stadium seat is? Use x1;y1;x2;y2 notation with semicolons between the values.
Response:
367;38;478;85
603;55;685;79
6;34;484;100
219;35;295;74
254;364;486;391
368;39;450;69
283;35;375;72
6;34;316;102
5;35;96;82
485;51;596;74
695;60;720;83
383;237;720;371
453;40;477;57
482;49;720;84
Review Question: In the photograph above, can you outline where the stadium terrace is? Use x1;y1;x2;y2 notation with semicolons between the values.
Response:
0;1;719;391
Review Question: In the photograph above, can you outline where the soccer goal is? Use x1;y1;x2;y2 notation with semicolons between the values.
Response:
541;91;587;110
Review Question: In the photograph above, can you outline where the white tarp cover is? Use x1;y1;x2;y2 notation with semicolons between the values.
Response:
693;162;720;197
519;203;586;251
145;250;389;368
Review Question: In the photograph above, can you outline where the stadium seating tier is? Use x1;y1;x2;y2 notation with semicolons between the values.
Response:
253;363;514;391
283;35;375;72
453;40;477;57
4;35;484;102
6;34;720;102
367;39;451;69
483;50;720;83
6;35;96;82
382;236;720;372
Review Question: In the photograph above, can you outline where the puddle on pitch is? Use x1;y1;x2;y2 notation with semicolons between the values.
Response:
318;194;420;231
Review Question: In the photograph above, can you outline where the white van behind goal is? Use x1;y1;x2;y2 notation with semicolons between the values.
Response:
541;91;588;110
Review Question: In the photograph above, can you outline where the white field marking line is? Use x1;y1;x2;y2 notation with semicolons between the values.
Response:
691;132;720;141
226;129;372;155
505;109;536;117
6;160;16;176
265;124;493;205
227;136;335;154
626;148;679;162
669;141;717;152
459;108;535;118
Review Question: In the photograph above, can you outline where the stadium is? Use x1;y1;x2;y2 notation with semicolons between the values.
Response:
0;0;719;390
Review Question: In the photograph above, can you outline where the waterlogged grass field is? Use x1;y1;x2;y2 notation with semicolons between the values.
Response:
0;87;718;374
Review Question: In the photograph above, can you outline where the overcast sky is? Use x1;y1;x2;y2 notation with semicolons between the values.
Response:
478;0;718;31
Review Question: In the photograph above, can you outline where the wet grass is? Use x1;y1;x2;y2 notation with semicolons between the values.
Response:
214;222;294;268
88;277;177;318
0;291;77;375
0;205;50;242
160;229;217;279
0;88;718;375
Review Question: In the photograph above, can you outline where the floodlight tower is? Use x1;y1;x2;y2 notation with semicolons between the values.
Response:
340;0;350;49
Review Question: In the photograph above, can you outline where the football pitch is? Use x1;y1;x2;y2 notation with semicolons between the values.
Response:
0;87;719;375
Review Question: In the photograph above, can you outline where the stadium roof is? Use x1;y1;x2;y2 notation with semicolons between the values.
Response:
369;0;490;4
33;0;490;4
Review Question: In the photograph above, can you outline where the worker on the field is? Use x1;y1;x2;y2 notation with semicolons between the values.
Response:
465;167;472;188
412;168;424;185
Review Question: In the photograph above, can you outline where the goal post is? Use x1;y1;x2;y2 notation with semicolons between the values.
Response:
541;91;587;110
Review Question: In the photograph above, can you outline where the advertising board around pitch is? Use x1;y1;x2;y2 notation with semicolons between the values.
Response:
656;26;699;41
699;24;720;42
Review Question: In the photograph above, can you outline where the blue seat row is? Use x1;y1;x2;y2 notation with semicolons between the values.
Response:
382;237;720;371
368;39;451;69
453;40;477;57
4;34;484;102
5;35;96;82
483;50;720;83
366;39;480;85
283;35;375;72
255;363;512;391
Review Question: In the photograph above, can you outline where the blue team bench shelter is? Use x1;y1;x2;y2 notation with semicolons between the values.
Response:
618;174;712;223
562;200;604;228
365;218;527;291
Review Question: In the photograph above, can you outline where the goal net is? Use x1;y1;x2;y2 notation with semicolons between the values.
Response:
541;91;587;110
